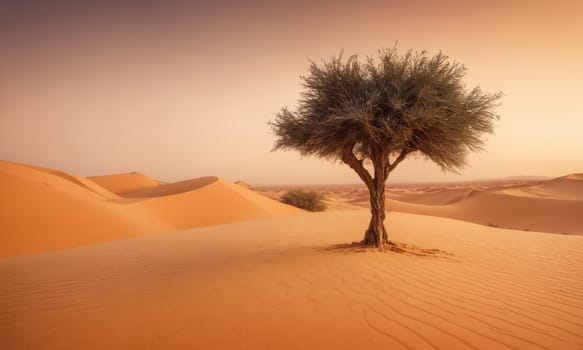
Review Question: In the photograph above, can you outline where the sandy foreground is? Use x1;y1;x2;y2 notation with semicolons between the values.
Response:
1;211;583;349
1;161;583;349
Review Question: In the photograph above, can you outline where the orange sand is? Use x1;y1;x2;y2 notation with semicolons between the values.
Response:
259;175;583;235
0;161;300;257
87;172;160;194
1;160;582;349
1;211;582;349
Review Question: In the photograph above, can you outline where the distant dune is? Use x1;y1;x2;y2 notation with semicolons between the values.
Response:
259;174;583;235
387;174;583;234
0;161;301;257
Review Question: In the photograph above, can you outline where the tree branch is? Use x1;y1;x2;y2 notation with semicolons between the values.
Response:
386;148;411;176
342;143;373;188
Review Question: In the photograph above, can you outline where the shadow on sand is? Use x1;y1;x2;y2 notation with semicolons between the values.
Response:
319;241;458;260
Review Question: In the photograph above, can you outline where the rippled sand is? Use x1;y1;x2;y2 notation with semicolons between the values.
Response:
2;211;582;349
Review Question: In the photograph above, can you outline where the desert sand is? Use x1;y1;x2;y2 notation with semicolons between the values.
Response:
1;161;583;349
258;175;583;235
0;160;300;257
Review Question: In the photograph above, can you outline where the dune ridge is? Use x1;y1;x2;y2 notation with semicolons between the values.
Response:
121;176;218;198
87;172;160;194
0;161;301;257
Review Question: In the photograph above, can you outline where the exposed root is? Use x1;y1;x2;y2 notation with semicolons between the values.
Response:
322;241;457;260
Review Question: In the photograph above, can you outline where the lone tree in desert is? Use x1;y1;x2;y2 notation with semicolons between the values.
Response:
270;48;501;248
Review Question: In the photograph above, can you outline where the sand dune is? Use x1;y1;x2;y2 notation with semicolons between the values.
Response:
122;176;219;198
1;211;582;349
387;175;583;234
0;161;301;257
88;172;160;194
128;178;301;230
389;191;583;234
258;174;583;235
389;188;475;205
497;174;583;200
0;161;169;257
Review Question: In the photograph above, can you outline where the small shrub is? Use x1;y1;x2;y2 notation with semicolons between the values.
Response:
281;189;326;212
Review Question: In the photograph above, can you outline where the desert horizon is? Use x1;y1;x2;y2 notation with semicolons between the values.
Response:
2;0;583;349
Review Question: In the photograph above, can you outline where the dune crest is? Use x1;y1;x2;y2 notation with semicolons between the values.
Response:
122;176;218;198
0;161;301;257
88;172;160;194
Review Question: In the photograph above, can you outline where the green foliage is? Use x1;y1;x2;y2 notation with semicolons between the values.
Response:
270;48;502;174
281;189;326;212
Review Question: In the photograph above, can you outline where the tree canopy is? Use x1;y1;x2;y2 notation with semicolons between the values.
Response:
271;49;501;173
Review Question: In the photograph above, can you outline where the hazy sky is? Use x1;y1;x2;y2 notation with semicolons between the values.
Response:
1;0;582;184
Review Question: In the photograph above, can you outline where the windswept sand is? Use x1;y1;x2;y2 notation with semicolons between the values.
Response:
0;161;300;257
1;211;582;349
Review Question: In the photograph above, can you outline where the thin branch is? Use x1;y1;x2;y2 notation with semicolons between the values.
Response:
386;148;411;176
342;143;373;188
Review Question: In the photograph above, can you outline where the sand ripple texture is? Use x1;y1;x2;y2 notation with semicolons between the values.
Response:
1;211;582;349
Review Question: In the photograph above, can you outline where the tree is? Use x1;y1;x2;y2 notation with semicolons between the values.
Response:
269;48;502;248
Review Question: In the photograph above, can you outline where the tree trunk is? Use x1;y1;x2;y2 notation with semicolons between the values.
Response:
362;178;388;248
341;143;395;249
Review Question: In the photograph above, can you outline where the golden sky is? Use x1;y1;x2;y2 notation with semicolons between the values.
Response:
1;0;582;184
